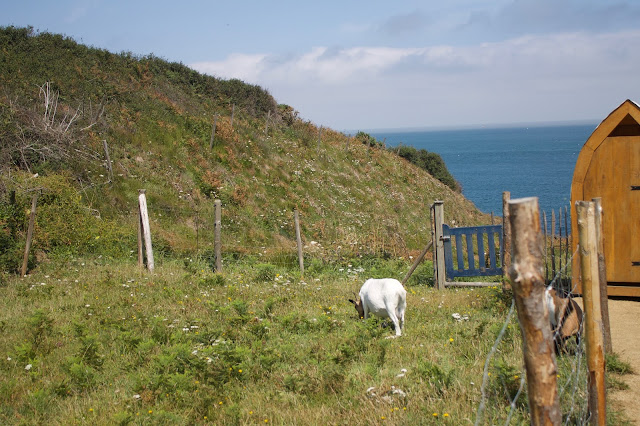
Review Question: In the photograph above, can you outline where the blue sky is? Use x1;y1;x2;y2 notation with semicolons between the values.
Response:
4;0;640;130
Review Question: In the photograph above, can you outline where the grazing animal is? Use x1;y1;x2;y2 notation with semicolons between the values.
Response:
545;286;583;354
348;278;406;337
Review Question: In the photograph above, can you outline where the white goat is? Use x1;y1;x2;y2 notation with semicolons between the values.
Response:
349;278;406;337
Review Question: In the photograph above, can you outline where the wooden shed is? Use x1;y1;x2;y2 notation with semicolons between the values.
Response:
571;99;640;297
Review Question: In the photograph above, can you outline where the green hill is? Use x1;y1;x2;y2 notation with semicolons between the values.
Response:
0;26;487;272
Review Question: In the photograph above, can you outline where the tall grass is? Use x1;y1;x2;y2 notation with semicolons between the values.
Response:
3;254;630;425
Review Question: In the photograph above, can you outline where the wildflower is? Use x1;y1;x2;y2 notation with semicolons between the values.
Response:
444;413;450;417
89;408;94;412
433;412;438;417
25;364;32;371
133;394;141;400
238;369;243;373
148;410;153;414
449;337;454;342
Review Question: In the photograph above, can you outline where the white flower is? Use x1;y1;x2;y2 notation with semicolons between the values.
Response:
133;394;141;400
7;357;12;361
25;364;32;371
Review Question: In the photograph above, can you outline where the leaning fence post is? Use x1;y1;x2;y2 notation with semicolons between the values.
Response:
21;194;38;276
433;201;446;290
592;197;612;354
576;201;607;425
402;240;434;285
214;199;222;272
508;197;561;425
138;190;154;272
294;209;304;276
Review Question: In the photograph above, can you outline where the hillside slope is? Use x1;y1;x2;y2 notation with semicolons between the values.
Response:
0;26;487;270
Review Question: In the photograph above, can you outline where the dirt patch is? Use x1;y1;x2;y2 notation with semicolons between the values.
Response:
607;298;640;423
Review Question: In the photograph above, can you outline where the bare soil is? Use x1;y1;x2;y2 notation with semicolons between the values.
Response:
607;298;640;423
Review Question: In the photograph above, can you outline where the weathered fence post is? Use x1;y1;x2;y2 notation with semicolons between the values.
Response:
576;201;607;425
502;191;512;290
21;194;38;276
508;197;561;425
138;190;154;272
209;114;218;149
137;208;144;269
294;209;304;276
433;201;446;290
264;110;271;134
103;139;113;182
214;199;222;272
592;197;612;354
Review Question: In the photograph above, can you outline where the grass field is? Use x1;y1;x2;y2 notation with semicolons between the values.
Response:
0;254;630;425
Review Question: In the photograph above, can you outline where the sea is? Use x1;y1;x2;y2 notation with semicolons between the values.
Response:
371;123;598;216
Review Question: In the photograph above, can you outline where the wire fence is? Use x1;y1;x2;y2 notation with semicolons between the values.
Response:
475;248;589;425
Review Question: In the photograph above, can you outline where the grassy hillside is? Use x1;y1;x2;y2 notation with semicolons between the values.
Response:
0;26;485;273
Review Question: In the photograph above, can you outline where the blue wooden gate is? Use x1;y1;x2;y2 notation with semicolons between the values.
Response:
442;224;503;279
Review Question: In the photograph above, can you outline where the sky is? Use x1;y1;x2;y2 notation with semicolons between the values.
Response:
4;0;640;131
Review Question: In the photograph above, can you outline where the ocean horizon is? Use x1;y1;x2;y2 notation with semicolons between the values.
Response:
369;122;598;216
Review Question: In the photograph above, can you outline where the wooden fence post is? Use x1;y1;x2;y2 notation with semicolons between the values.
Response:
294;209;304;276
137;208;144;269
592;197;612;354
265;110;271;134
21;194;38;276
502;191;511;290
214;199;222;272
102;139;113;182
576;201;607;425
138;190;154;272
508;197;561;425
433;201;446;290
209;114;218;149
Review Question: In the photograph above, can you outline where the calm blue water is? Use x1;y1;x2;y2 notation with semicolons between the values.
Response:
372;124;597;215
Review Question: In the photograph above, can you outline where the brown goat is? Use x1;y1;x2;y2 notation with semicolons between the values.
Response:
545;287;583;354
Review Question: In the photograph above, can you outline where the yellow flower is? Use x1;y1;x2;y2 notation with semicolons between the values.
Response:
238;369;243;373
433;412;438;417
148;410;153;414
444;413;450;417
89;408;94;412
449;337;454;342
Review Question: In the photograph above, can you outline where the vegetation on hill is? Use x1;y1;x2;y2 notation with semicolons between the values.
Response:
0;25;481;273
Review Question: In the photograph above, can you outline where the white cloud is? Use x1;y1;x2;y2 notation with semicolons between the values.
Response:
191;29;640;129
191;53;268;82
